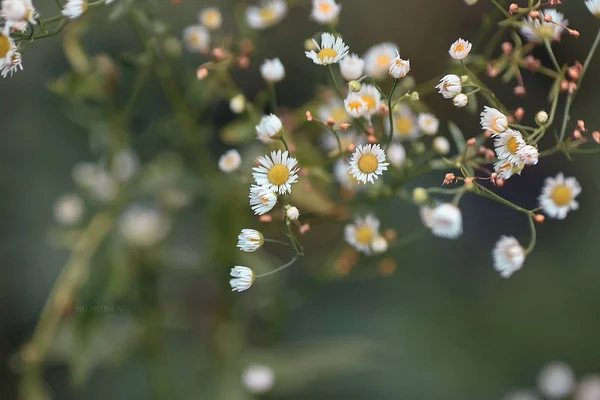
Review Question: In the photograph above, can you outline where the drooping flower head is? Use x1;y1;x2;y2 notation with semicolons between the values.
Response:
249;184;277;215
388;51;410;78
492;236;525;278
256;114;283;142
436;74;462;99
480;106;508;135
237;229;264;252
230;266;254;292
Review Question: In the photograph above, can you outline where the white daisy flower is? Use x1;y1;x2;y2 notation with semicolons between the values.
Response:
480;106;508;135
453;93;468;107
249;184;277;215
433;136;451;155
371;236;388;254
348;143;389;184
0;28;22;78
246;0;287;30
119;206;171;247
494;160;524;180
61;0;86;19
256;113;283;142
199;7;222;30
387;143;406;168
229;94;246;114
363;42;398;80
436;74;462;99
334;159;361;192
230;266;254;292
339;53;364;81
344;93;368;118
587;0;600;17
492;236;525;278
218;149;242;173
1;0;37;32
417;113;439;136
357;83;381;116
260;57;285;83
242;364;275;394
388;51;410;79
520;10;567;42
305;32;349;65
252;150;299;195
449;38;472;60
494;129;526;164
183;25;210;53
344;214;381;254
285;205;299;220
538;362;575;399
518;144;539;165
310;0;340;24
53;194;85;225
575;375;600;400
421;203;463;239
538;173;581;219
237;229;264;252
389;104;419;141
318;98;350;124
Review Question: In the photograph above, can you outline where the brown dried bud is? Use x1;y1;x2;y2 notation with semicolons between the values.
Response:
509;3;519;15
305;110;313;121
443;173;456;185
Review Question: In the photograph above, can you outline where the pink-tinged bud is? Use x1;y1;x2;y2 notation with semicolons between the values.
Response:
443;173;456;185
379;104;389;115
573;129;582;140
367;135;378;144
347;143;356;153
299;223;310;235
484;130;492;138
464;177;475;185
367;126;375;136
569;29;580;39
568;82;578;94
534;214;545;224
514;86;526;96
384;229;397;241
305;110;313;121
578;120;586;131
514;107;525;121
529;10;540;19
196;67;208;80
544;14;553;22
327;117;335;127
568;67;580;81
592;131;600;144
496;178;505;188
486;149;496;160
259;215;272;222
509;3;519;14
501;42;513;55
466;138;476;147
487;64;499;78
212;47;225;60
237;56;250;68
339;123;350;131
560;80;569;91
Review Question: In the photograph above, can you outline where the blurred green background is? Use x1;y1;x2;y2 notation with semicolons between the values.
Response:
2;0;600;399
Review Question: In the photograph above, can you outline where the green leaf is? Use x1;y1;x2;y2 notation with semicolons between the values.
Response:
447;121;466;154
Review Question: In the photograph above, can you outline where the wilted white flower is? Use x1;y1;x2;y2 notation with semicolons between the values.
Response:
339;53;364;81
241;364;275;393
520;10;567;42
436;74;462;99
348;143;389;184
494;160;524;181
229;94;246;114
418;113;439;136
183;25;210;53
518;144;539;165
421;203;463;239
237;229;264;252
433;136;451;155
538;362;575;399
480;106;508;135
494;129;526;165
260;57;285;82
256;114;283;142
218;149;242;173
253;150;299;195
449;38;472;60
538;173;581;219
310;0;340;24
230;266;254;292
246;0;287;30
388;51;410;78
249;184;277;215
199;7;222;30
363;42;398;80
1;0;37;32
387;143;406;168
586;0;600;18
111;150;139;182
575;375;600;400
371;236;388;253
492;236;525;278
344;214;381;254
119;206;171;247
61;0;86;19
53;194;85;225
305;32;349;65
453;93;468;107
357;84;381;116
285;205;299;220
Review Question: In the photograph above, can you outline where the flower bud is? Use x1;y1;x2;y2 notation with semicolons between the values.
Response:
348;80;361;92
229;94;246;114
433;136;450;155
409;91;420;101
304;39;318;52
412;187;428;204
535;110;549;124
453;93;468;107
285;205;299;221
460;75;469;84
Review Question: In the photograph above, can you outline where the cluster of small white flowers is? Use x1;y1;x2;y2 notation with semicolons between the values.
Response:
183;7;224;53
246;0;287;30
520;10;567;43
435;38;473;107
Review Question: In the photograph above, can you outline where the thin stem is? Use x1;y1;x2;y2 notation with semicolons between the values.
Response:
327;64;344;99
124;64;151;119
268;83;278;114
474;183;533;215
490;0;511;18
425;187;465;195
452;190;466;206
580;27;600;84
558;94;573;142
386;78;399;150
263;238;294;249
525;215;537;254
569;147;600;154
279;135;290;152
285;218;303;256
255;256;299;278
544;40;561;73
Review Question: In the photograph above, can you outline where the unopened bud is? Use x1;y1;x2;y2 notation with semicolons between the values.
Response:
305;110;313;121
534;214;545;224
529;10;540;19
544;14;553;22
513;86;526;96
569;29;580;39
535;110;549;124
514;107;525;121
460;75;469;84
443;173;456;185
196;67;208;80
412;187;428;204
409;91;420;101
501;42;513;55
466;138;476;147
509;3;518;14
573;129;582;140
347;143;356;153
592;131;600;144
578;120;586;131
348;80;361;92
560;80;569;91
339;122;351;131
304;39;318;52
327;117;335;127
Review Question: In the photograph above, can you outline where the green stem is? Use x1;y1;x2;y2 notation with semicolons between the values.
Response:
544;40;562;73
263;238;295;249
285;218;303;256
474;183;533;215
490;0;511;18
327;64;344;99
268;83;278;114
525;215;537;254
386;78;399;150
279;135;290;152
255;256;299;278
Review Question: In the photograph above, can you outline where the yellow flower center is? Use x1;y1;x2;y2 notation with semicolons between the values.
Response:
259;7;277;24
358;153;378;173
318;2;331;13
261;196;270;204
361;95;376;110
317;48;338;62
395;116;414;136
189;33;200;45
491;117;504;133
376;54;391;67
507;136;520;154
267;164;290;186
454;44;466;53
551;185;573;207
355;226;374;245
347;100;363;112
0;35;11;58
203;10;220;27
